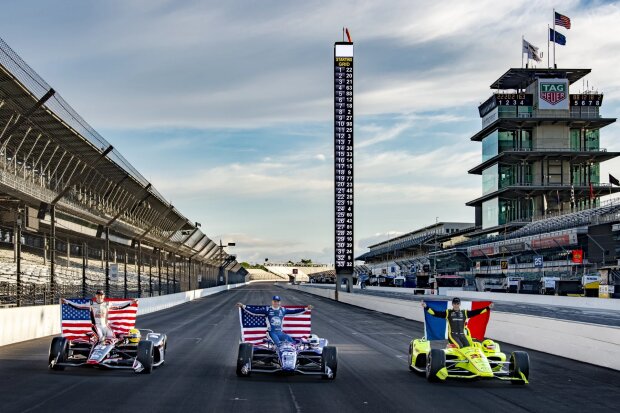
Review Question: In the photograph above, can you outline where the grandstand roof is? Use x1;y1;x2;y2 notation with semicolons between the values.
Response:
489;68;591;90
0;37;236;266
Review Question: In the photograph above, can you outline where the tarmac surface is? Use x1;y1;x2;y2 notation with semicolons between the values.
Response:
303;283;620;327
0;283;618;413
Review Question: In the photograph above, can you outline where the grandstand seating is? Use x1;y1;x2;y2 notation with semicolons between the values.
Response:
246;268;283;281
264;265;310;282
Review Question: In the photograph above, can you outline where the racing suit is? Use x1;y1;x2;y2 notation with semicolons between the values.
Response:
425;306;490;348
242;305;307;346
64;299;134;341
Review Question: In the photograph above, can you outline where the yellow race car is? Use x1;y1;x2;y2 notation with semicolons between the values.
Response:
408;329;529;384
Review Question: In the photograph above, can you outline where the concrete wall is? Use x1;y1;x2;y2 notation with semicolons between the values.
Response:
444;289;620;311
286;284;620;370
0;282;248;347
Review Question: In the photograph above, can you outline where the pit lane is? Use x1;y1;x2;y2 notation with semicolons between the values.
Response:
0;283;616;412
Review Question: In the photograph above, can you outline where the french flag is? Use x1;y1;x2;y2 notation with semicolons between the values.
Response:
424;300;491;341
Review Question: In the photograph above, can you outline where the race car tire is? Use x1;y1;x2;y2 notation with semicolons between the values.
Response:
509;351;529;385
321;346;337;379
426;349;445;382
408;343;415;371
49;337;68;371
137;340;154;374
236;343;253;377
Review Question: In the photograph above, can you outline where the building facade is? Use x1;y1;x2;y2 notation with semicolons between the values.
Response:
467;68;619;230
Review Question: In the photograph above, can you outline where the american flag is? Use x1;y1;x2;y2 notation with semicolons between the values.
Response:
555;11;571;30
239;306;311;344
61;298;138;341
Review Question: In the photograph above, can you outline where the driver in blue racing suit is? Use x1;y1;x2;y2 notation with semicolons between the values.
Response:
237;295;313;346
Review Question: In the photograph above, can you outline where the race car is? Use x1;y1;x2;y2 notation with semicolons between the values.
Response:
49;328;167;374
236;305;337;379
408;328;529;384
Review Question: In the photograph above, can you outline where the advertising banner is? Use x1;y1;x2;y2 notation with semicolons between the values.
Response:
538;78;569;110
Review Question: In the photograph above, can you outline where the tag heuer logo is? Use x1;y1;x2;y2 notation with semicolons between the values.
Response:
540;82;567;105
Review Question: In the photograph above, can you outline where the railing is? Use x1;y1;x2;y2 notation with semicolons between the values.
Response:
503;147;607;152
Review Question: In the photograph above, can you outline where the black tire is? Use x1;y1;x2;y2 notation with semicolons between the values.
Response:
137;340;154;374
408;343;415;371
236;343;253;377
509;351;530;385
321;346;337;379
426;349;445;382
49;337;68;371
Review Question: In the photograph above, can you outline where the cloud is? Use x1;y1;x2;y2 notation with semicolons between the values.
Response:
3;0;620;263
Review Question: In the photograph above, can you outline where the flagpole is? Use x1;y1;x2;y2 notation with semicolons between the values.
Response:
521;35;524;68
553;9;556;68
547;24;550;68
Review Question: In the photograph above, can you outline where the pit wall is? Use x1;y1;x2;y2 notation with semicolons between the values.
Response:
0;282;248;347
284;284;620;370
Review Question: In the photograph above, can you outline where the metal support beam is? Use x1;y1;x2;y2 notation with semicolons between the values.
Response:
51;145;113;205
50;205;56;303
136;204;174;242
105;227;110;296
107;183;152;228
124;252;128;298
158;249;162;296
15;210;22;307
137;241;142;297
173;226;198;253
82;242;87;297
0;88;55;145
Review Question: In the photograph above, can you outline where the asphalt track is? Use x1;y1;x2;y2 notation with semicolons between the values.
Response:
303;284;620;327
0;283;617;413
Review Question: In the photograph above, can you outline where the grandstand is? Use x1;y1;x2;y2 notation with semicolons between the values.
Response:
246;268;286;281
0;37;246;306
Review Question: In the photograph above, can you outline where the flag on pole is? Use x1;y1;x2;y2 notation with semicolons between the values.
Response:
610;174;620;186
570;184;576;206
549;28;567;45
61;298;138;341
522;39;542;62
589;182;595;200
239;306;312;344
555;12;571;29
543;193;548;212
423;301;491;341
345;28;352;43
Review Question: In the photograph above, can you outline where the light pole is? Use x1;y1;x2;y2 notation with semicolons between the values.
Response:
433;217;438;277
219;240;236;285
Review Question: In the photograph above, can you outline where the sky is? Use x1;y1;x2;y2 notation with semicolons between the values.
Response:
0;0;619;264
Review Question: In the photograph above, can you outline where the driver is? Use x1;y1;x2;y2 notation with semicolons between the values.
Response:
237;295;312;346
62;290;137;342
421;297;493;348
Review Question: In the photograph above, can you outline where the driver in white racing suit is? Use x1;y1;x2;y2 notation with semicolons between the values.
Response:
62;290;137;342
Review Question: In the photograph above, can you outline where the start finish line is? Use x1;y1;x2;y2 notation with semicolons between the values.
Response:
334;32;354;297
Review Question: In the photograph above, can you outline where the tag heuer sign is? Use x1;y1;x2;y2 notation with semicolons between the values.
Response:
540;82;566;105
538;79;569;110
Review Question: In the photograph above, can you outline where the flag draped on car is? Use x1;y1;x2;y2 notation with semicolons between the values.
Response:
61;298;138;340
239;305;311;344
423;300;491;341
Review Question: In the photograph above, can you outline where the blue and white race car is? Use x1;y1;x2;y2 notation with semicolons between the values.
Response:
236;305;337;379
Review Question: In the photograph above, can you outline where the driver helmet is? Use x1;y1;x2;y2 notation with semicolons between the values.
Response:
308;334;320;347
482;339;496;350
127;328;141;344
94;289;105;304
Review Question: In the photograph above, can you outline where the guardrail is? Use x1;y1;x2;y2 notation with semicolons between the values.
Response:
284;284;620;370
